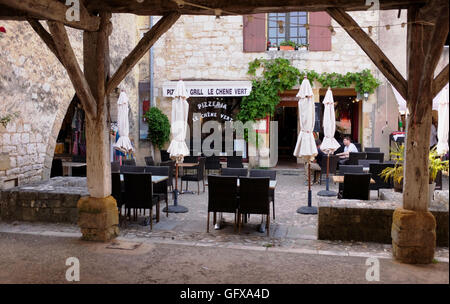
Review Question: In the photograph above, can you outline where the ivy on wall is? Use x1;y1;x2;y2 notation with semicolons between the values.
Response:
237;58;381;123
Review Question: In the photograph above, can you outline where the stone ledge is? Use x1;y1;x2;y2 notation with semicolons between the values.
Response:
318;194;448;247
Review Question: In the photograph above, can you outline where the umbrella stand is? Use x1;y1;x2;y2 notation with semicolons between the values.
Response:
317;153;337;197
297;161;317;214
163;163;189;213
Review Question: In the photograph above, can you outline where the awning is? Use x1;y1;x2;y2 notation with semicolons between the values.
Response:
162;81;252;97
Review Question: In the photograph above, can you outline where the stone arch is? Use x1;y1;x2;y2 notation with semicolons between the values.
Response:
42;93;76;179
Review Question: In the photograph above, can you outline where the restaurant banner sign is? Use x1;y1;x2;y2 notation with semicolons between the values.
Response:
162;81;252;97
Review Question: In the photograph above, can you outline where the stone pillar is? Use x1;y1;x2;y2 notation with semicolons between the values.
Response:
77;14;118;241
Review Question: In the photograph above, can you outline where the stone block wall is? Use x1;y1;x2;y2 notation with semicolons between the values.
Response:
318;196;449;247
0;15;140;189
0;177;89;224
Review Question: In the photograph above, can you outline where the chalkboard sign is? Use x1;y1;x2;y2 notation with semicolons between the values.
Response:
314;103;321;132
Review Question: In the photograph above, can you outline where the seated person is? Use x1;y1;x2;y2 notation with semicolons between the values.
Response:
335;136;358;165
304;139;325;185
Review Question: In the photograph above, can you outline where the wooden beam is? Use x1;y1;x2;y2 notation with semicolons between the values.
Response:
326;7;408;100
27;19;64;66
433;64;449;97
85;0;427;15
47;21;97;120
0;0;100;31
106;12;180;95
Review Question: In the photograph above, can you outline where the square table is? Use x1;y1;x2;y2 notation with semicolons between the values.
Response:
62;162;86;176
332;175;375;184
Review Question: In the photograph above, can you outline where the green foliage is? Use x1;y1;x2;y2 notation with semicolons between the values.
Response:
429;147;449;183
280;40;296;47
240;58;380;124
380;144;449;184
238;58;300;123
380;143;405;184
143;107;170;149
0;112;20;128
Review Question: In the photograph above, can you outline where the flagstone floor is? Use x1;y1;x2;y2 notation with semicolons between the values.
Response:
1;168;448;260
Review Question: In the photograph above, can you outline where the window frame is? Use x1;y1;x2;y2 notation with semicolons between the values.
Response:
267;12;309;46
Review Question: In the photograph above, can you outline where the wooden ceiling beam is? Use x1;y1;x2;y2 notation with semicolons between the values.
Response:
0;0;100;31
326;7;408;100
84;0;427;15
47;21;97;119
106;11;180;95
433;64;449;98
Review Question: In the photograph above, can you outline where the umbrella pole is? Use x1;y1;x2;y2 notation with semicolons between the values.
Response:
317;153;337;197
297;160;317;214
163;162;188;213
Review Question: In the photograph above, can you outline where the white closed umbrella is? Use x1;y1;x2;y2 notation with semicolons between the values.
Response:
318;88;341;197
165;80;190;213
294;77;318;214
293;77;318;161
321;88;341;153
113;91;134;154
436;85;449;156
167;80;190;162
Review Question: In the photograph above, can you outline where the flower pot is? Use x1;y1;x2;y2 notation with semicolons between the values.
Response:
299;46;307;51
268;47;278;51
393;179;403;193
280;45;294;51
429;182;436;205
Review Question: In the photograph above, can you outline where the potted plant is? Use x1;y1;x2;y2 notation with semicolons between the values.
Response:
380;143;404;192
279;40;296;50
297;43;309;51
267;41;278;51
143;107;170;163
428;147;449;203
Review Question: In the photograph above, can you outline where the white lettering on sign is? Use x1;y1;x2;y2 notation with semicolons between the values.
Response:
162;81;252;97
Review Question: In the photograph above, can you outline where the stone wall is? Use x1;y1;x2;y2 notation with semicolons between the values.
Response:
318;192;449;247
0;177;89;224
0;15;140;188
150;11;385;152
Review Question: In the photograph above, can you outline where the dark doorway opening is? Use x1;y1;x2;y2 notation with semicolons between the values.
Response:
274;106;298;164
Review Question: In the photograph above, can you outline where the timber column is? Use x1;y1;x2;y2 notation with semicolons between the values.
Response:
391;0;448;264
77;13;119;241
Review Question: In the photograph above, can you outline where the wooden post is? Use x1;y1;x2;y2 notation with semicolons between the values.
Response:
77;13;119;241
392;0;448;264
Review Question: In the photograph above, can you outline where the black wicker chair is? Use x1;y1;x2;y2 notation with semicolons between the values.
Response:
71;165;86;177
366;152;384;163
364;147;381;152
358;159;380;168
319;154;339;184
342;173;371;200
181;157;205;194
122;159;136;166
205;156;222;175
338;165;364;193
347;152;367;165
369;163;395;197
111;172;124;221
238;177;271;236
160;150;171;162
159;160;175;190
249;169;276;220
227;156;244;168
144;156;155;166
221;168;248;177
207;175;239;232
50;159;63;177
123;172;159;230
145;166;169;218
354;143;362;152
111;161;120;173
120;165;146;173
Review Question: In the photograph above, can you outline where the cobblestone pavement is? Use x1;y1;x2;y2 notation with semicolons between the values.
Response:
0;170;448;261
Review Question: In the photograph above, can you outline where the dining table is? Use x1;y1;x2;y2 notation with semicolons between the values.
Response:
332;175;375;184
62;161;86;176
